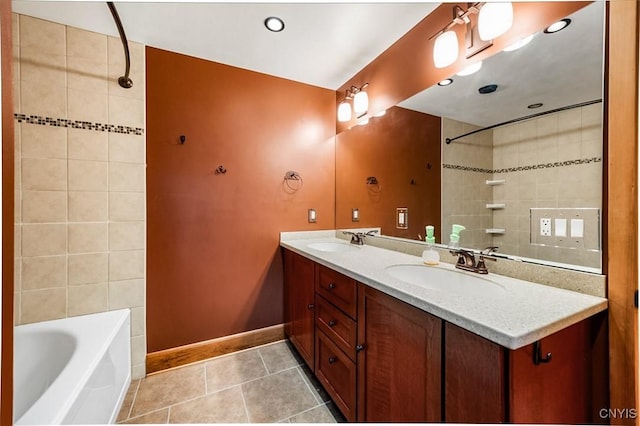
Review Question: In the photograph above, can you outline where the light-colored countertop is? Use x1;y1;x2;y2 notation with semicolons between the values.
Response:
280;231;608;350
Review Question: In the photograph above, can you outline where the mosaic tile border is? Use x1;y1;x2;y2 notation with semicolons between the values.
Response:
14;113;144;136
443;156;602;174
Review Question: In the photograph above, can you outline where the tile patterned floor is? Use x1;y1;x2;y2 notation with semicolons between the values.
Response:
117;340;345;424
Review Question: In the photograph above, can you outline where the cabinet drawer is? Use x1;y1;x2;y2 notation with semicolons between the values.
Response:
316;265;357;319
315;330;357;422
316;295;357;361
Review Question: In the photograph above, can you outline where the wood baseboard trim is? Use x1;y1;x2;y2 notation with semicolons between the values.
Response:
146;324;285;375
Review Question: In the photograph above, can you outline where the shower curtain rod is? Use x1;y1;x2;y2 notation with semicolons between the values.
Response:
107;2;133;89
445;99;603;145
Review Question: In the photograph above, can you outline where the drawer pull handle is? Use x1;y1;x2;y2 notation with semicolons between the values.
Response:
356;344;364;352
307;304;314;310
328;356;337;364
328;283;337;289
328;320;337;327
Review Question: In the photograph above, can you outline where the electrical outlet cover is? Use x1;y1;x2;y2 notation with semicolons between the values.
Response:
540;218;552;236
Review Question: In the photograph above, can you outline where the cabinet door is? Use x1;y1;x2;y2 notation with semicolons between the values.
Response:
357;284;442;422
509;317;606;424
284;250;316;369
444;322;506;423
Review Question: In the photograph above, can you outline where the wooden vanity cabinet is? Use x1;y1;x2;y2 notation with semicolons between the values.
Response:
283;250;316;369
283;249;605;424
445;316;608;424
357;284;443;422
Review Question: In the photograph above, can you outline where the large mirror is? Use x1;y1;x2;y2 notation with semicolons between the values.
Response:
336;2;604;272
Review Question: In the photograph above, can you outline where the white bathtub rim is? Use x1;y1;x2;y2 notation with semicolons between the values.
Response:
15;309;131;425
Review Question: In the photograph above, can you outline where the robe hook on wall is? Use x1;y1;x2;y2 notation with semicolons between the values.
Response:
215;165;227;174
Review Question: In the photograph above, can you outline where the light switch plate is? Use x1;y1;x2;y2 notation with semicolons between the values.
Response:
396;207;408;229
555;218;567;237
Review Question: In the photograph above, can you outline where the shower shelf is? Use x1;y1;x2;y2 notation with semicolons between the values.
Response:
486;228;506;234
486;203;506;210
485;179;506;186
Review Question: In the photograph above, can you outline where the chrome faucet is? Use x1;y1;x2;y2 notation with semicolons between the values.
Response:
450;246;499;274
343;230;378;245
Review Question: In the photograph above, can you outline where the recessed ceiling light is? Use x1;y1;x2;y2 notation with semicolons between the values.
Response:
544;18;571;34
438;78;453;87
478;84;498;94
528;103;544;109
264;16;285;32
503;34;535;52
457;61;482;77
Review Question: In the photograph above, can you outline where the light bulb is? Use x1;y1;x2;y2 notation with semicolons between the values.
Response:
353;90;369;115
337;101;352;122
478;2;513;41
433;30;459;69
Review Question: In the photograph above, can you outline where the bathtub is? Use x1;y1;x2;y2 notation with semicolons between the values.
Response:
14;309;131;425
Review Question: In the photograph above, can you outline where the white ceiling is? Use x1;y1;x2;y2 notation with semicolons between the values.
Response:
398;2;604;127
12;1;439;90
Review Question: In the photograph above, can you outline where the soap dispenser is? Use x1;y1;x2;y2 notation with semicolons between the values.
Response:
448;224;466;248
422;225;440;266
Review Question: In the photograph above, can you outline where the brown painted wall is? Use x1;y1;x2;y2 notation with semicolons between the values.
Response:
1;0;14;422
146;47;336;352
336;2;589;133
336;106;441;241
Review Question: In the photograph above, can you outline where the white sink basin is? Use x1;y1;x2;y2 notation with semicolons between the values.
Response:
384;264;505;297
307;242;359;253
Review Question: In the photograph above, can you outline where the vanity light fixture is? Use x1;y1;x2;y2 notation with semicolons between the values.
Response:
503;34;534;52
478;2;513;41
264;16;285;32
456;61;482;77
544;18;571;34
438;78;454;87
337;83;369;122
431;2;512;69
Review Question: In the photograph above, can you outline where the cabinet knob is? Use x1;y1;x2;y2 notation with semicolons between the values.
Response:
356;344;364;352
328;356;337;364
328;320;337;327
328;283;337;289
307;304;314;310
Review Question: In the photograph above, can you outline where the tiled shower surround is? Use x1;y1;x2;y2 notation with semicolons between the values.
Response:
442;103;602;269
13;14;147;378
